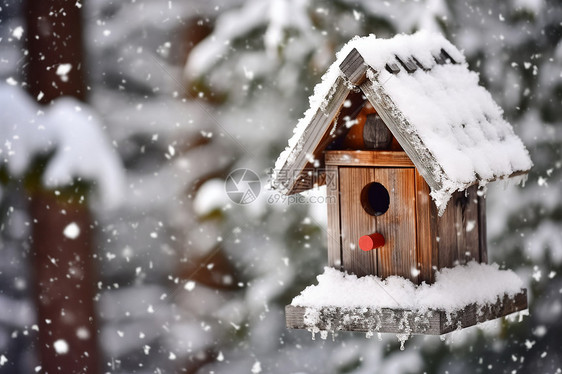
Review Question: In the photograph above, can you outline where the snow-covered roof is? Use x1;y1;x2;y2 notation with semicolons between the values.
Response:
273;31;532;212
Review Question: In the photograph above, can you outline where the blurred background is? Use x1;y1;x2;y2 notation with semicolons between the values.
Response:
0;0;560;373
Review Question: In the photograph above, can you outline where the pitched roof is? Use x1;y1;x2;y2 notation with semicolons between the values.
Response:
272;31;532;212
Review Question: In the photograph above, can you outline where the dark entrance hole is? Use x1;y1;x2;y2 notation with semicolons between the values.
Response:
361;182;390;216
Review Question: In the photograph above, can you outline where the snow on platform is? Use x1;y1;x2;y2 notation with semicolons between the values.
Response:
286;262;527;337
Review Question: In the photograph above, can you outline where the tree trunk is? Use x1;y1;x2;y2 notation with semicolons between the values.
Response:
25;0;87;103
25;1;100;373
30;190;100;373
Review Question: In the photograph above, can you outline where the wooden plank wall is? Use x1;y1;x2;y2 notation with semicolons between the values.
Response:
338;167;417;281
375;168;417;281
339;167;377;276
326;164;342;269
436;185;481;269
478;194;488;263
414;170;438;284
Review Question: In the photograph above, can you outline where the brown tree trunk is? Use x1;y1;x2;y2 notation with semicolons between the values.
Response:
25;1;100;373
30;190;100;373
25;0;87;104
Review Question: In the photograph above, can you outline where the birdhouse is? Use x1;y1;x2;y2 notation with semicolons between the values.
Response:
272;32;532;336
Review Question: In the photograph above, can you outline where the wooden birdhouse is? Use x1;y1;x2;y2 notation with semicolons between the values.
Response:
272;32;532;336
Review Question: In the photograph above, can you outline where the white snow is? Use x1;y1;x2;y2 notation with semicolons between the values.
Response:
193;178;230;216
12;26;24;40
251;361;262;374
0;85;125;208
184;0;269;79
56;63;72;77
184;280;196;291
76;327;90;340
292;262;524;314
53;339;69;354
185;0;311;79
63;222;80;239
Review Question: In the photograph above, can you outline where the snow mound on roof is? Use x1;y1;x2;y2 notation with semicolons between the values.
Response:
0;85;125;208
292;261;524;314
353;30;465;71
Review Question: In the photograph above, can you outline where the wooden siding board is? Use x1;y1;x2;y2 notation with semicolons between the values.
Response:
478;195;488;263
375;168;417;282
339;167;377;276
326;165;342;269
414;169;437;284
286;289;527;335
325;150;414;167
338;167;417;280
437;187;482;269
463;186;481;262
437;192;458;269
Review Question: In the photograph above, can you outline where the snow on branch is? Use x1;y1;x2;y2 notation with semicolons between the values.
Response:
0;85;125;208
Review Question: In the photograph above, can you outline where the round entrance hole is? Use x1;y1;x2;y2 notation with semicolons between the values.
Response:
361;182;390;216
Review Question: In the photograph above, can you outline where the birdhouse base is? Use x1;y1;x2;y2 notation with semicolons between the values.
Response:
285;289;527;336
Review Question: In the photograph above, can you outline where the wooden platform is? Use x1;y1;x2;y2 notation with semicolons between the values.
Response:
286;289;527;335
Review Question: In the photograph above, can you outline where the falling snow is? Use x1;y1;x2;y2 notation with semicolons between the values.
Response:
12;26;23;40
55;63;72;82
63;222;80;239
251;361;262;374
184;280;196;291
53;339;69;354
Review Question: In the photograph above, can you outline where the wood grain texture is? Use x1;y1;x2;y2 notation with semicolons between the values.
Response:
286;289;527;335
338;167;417;280
339;48;367;85
375;168;417;282
363;113;393;150
325;150;414;167
478;194;488;263
436;191;458;269
414;169;438;284
326;164;342;269
437;186;481;269
339;167;377;276
463;186;481;261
